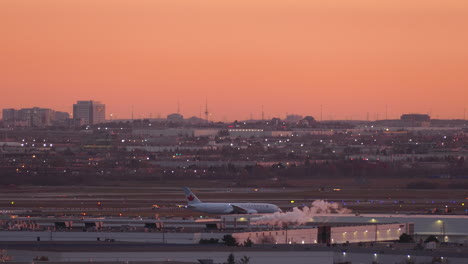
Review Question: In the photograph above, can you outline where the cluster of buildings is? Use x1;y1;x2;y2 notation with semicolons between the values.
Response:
2;107;69;127
2;100;105;127
0;110;465;185
0;103;467;186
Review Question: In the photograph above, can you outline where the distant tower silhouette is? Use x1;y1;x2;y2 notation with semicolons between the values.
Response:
320;105;323;121
204;98;209;122
261;105;264;121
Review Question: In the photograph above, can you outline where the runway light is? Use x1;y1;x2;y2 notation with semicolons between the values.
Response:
290;200;295;204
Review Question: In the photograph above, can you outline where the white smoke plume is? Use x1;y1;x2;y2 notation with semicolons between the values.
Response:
251;200;352;226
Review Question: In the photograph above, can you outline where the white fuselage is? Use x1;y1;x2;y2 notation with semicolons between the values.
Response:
188;202;281;214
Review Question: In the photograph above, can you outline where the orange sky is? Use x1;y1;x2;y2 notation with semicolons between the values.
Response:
1;0;467;121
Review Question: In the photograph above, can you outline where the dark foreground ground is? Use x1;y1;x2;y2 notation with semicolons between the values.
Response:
2;241;468;259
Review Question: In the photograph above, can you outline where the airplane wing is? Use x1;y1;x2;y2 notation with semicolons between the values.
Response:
231;204;257;214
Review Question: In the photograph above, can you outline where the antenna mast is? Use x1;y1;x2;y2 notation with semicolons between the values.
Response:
204;98;209;122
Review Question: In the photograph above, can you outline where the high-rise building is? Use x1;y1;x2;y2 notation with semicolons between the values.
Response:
73;101;106;125
2;109;17;122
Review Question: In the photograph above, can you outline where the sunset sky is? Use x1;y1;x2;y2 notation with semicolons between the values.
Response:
1;0;467;121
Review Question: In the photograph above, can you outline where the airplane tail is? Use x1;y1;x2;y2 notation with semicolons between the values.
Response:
182;187;202;205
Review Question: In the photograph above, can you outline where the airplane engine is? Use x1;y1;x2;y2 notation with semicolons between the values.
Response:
246;209;258;214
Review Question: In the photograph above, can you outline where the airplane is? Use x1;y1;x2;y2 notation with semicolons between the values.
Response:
182;187;282;214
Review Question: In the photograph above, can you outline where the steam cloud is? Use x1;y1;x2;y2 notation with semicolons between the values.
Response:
251;200;352;226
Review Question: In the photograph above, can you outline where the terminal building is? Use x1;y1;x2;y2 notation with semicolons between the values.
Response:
3;214;468;263
0;216;412;245
2;211;468;245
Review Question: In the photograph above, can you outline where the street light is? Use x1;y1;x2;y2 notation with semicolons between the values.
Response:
436;220;445;237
